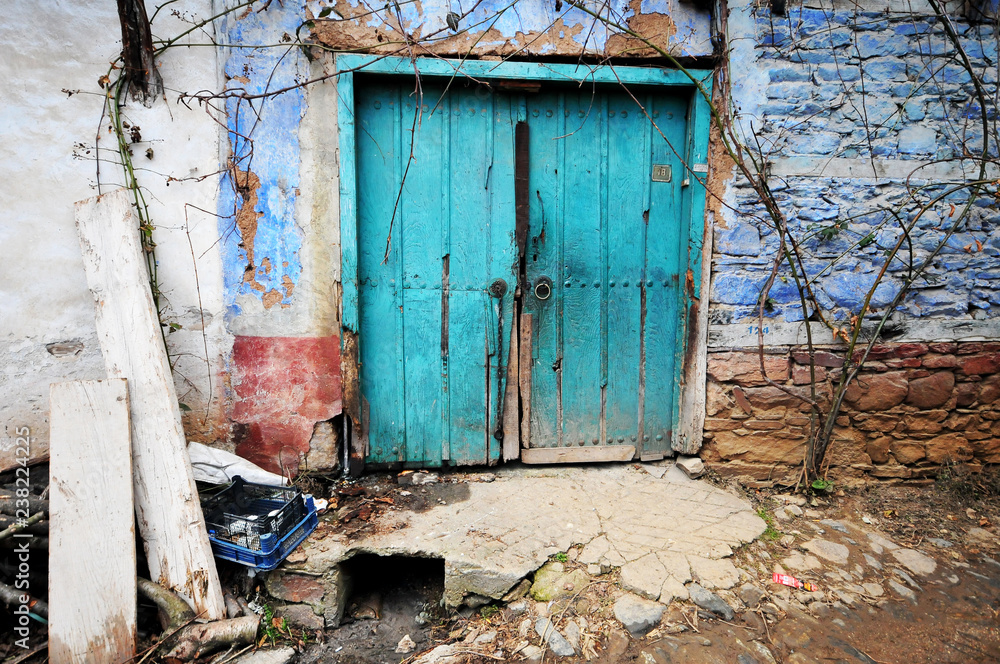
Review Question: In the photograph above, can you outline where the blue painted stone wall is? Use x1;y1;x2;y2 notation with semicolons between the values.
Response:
714;5;1000;326
217;2;307;318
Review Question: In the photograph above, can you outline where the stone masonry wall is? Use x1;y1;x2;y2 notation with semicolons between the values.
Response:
714;4;1000;325
701;342;1000;483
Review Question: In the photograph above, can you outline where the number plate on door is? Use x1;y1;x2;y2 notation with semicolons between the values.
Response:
651;164;672;182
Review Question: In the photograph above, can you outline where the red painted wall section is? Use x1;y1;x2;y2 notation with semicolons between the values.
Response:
231;335;342;475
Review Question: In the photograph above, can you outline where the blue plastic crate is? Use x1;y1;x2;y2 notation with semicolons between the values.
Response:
202;476;307;552
208;496;318;571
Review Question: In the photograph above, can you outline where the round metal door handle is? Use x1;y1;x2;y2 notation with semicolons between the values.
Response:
489;278;508;298
534;276;553;300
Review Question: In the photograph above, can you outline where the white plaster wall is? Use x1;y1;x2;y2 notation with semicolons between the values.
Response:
0;0;229;464
295;53;342;338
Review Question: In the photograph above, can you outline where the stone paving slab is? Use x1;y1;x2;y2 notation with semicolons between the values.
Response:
290;463;765;610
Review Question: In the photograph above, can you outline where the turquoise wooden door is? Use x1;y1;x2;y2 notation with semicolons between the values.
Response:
522;87;690;460
355;79;516;467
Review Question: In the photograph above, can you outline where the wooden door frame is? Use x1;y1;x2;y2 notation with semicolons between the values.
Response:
337;54;713;470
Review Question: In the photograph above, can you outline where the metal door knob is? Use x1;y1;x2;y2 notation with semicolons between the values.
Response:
534;276;553;300
489;278;508;298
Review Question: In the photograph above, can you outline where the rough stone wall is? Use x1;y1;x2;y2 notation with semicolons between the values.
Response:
702;1;1000;479
715;2;1000;325
701;342;1000;483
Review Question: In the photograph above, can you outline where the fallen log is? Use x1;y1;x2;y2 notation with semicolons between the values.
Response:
162;616;260;661
138;579;260;661
0;578;48;619
224;591;244;618
0;512;45;541
0;496;48;516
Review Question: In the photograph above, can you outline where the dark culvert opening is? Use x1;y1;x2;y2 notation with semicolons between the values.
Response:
340;554;446;625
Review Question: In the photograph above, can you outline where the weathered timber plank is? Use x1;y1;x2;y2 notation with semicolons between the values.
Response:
74;189;225;619
676;180;714;455
521;445;636;465
605;94;646;450
501;314;519;461
557;90;604;449
519;314;533;450
49;379;136;664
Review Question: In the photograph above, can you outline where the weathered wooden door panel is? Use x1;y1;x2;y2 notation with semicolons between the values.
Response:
356;80;516;467
523;88;689;459
642;96;688;457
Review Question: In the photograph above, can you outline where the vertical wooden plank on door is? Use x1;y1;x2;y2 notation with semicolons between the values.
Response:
49;379;135;664
401;84;446;466
491;94;518;460
519;313;533;449
447;87;494;463
642;94;689;458
560;91;605;449
357;83;405;464
502;320;520;459
524;93;563;447
391;92;409;462
75;189;225;619
678;80;714;452
338;67;359;334
440;86;453;464
605;91;648;450
336;68;367;474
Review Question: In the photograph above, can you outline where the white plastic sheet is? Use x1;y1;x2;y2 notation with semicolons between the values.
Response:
188;442;289;486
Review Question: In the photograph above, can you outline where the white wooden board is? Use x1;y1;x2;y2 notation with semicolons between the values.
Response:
49;379;136;664
75;189;225;619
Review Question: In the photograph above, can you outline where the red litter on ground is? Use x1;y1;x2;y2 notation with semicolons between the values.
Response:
773;572;819;591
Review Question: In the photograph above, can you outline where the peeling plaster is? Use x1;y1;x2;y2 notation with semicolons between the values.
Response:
309;0;711;58
218;3;306;319
231;334;343;474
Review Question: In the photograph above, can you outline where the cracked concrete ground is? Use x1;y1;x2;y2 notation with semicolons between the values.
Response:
274;463;765;622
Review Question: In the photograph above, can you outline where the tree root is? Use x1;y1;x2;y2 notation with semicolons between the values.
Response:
137;577;195;632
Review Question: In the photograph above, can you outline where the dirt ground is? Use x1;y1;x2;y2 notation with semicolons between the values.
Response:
4;465;1000;664
292;465;1000;664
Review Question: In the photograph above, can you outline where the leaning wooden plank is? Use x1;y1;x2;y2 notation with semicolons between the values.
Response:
75;189;225;619
521;445;636;465
49;379;136;664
